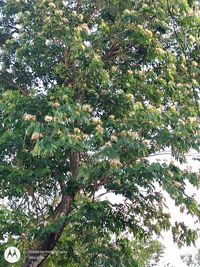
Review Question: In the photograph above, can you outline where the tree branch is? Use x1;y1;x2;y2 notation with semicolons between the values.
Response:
0;71;29;96
22;153;80;267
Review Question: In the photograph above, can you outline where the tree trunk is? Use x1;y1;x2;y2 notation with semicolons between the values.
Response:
23;152;80;267
22;194;74;267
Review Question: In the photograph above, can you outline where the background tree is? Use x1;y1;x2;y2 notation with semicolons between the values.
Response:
181;250;200;267
0;0;199;266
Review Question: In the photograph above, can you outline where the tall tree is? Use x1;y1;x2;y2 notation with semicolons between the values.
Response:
0;0;199;266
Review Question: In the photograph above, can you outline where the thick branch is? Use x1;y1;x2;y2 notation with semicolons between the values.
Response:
102;43;120;62
0;71;29;96
22;194;74;267
22;153;80;267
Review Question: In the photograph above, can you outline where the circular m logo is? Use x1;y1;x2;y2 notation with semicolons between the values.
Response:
4;246;21;263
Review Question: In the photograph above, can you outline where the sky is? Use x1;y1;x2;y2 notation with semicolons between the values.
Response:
99;150;200;267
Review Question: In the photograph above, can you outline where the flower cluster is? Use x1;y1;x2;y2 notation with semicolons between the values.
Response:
109;115;115;120
143;139;151;148
23;114;36;122
123;9;136;15
82;104;93;113
49;2;56;9
191;61;198;67
45;115;54;122
96;125;104;134
126;93;134;101
155;47;165;56
31;132;43;141
110;159;123;169
69;131;89;142
144;29;153;38
110;135;118;142
55;10;64;16
90;117;102;125
121;130;139;140
74;127;81;133
101;141;112;150
127;69;133;75
51;102;60;108
76;23;89;33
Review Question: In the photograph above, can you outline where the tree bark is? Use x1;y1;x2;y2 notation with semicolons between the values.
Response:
22;152;79;267
22;194;74;267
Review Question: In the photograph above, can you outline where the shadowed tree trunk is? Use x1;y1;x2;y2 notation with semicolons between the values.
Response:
22;152;79;267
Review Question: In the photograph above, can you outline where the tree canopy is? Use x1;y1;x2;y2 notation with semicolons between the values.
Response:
0;0;200;266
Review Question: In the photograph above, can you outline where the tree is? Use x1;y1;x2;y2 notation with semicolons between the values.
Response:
0;0;199;266
181;250;200;267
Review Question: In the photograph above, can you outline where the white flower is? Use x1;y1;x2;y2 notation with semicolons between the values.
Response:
123;9;131;14
80;44;86;51
100;142;112;150
109;115;115;120
155;47;165;56
189;35;196;43
51;102;60;108
72;10;77;17
23;114;36;122
144;29;153;38
45;115;53;122
104;141;112;148
49;3;56;9
57;129;63;135
178;119;185;125
137;25;143;31
74;127;81;133
188;117;196;124
78;14;84;21
80;23;89;32
90;117;102;125
96;125;104;134
62;17;69;23
143;139;151;148
177;83;182;87
142;3;148;8
110;135;118;142
169;105;176;112
127;69;133;75
110;159;123;168
126;131;139;139
192;79;198;86
31;132;43;141
55;10;64;16
82;104;92;112
127;93;134;101
111;66;118;72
